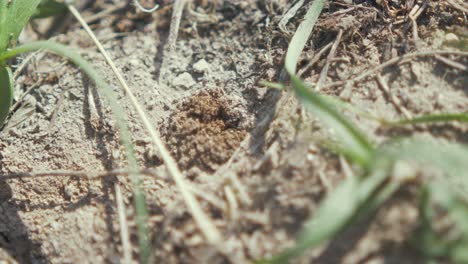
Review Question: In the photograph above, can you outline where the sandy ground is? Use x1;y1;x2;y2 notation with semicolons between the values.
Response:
0;0;467;263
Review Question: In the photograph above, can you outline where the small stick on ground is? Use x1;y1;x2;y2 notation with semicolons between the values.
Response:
298;42;333;77
322;50;468;89
10;78;43;111
0;168;167;180
318;169;331;190
67;4;222;245
339;156;354;179
0;168;224;210
279;0;305;34
133;0;159;13
115;183;133;264
376;74;413;119
167;0;187;51
189;185;227;211
224;186;239;220
434;55;468;71
316;29;343;91
84;1;127;24
13;51;40;79
446;0;468;13
48;88;67;131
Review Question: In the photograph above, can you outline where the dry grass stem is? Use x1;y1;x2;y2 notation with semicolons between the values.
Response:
316;29;343;91
84;2;127;24
167;0;187;50
323;50;468;89
67;4;222;245
376;74;413;119
115;183;133;264
298;42;333;77
133;0;159;13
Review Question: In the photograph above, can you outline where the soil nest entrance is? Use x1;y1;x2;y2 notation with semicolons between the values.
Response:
162;89;251;172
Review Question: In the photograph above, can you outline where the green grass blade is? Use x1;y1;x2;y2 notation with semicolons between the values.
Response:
381;139;468;201
0;65;13;127
413;184;468;263
383;113;468;126
0;41;150;259
260;157;395;264
0;0;42;52
260;81;382;122
290;75;374;167
284;0;325;74
32;0;67;19
280;0;373;166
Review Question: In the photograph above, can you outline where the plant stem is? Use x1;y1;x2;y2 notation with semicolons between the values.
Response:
66;4;222;246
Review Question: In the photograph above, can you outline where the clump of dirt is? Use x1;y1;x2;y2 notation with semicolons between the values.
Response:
162;89;250;172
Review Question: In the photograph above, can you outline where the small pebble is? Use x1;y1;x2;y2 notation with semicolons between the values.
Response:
445;33;459;43
173;72;195;89
193;59;210;73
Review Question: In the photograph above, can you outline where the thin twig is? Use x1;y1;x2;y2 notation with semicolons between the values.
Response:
298;42;333;78
322;50;468;89
316;29;343;91
0;168;164;180
318;170;331;190
435;55;468;71
446;0;468;13
133;0;159;13
0;167;225;211
84;2;127;24
167;0;187;50
224;186;239;220
339;156;354;179
115;183;132;264
67;4;222;245
278;0;305;34
13;51;40;80
10;78;43;111
376;74;412;119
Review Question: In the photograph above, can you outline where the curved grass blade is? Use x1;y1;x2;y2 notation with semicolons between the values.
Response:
383;113;468;126
259;157;396;264
413;184;468;263
281;0;373;166
374;144;468;263
260;81;382;122
290;75;374;167
0;66;13;127
381;139;468;189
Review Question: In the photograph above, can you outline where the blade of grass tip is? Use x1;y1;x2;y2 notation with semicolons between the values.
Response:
281;0;374;166
259;81;288;90
381;139;468;201
319;94;382;123
261;157;395;264
0;40;148;260
412;184;468;262
66;4;222;245
290;75;374;167
261;81;383;122
284;0;325;74
383;113;468;126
